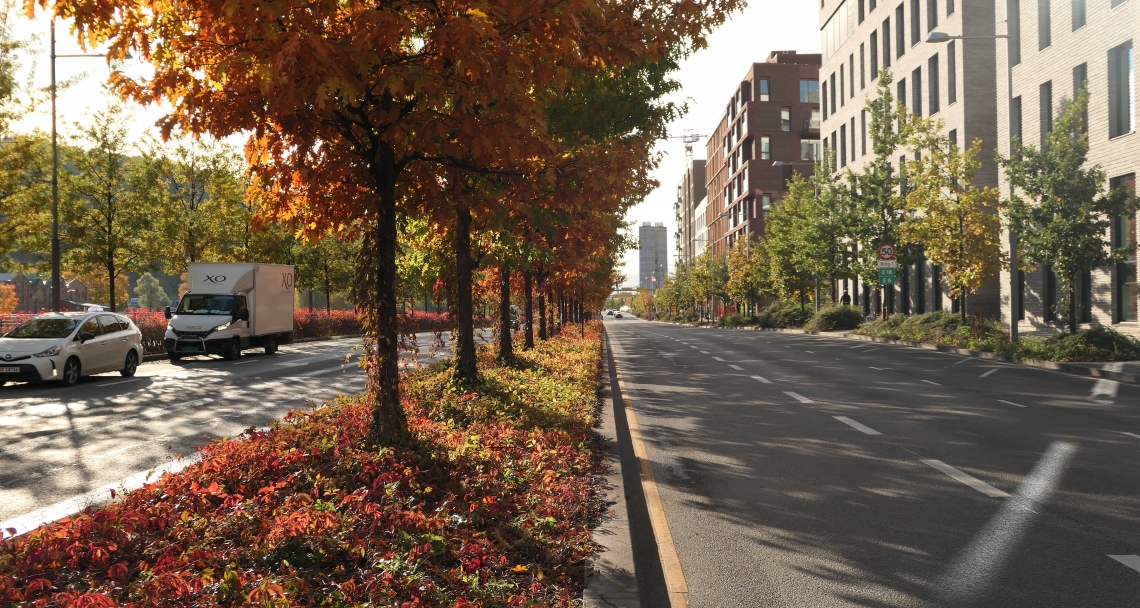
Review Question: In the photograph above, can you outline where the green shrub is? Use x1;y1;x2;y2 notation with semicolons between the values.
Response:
1017;326;1140;362
720;312;759;327
805;305;865;331
757;299;813;329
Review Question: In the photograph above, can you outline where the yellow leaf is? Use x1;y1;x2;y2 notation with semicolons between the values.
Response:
512;564;528;573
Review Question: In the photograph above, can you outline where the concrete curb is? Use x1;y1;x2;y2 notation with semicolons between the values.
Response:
140;334;363;364
639;319;1140;386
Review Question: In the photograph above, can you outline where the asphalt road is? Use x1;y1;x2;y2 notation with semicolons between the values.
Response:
0;330;488;529
604;316;1140;607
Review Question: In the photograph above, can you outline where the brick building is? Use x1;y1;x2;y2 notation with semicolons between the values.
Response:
704;51;821;258
0;274;89;312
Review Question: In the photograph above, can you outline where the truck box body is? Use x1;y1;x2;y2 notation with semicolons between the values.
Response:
186;263;295;336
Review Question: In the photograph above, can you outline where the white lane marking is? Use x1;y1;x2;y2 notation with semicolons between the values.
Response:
848;344;867;349
689;346;699;349
273;356;320;368
783;346;791;349
980;368;998;378
99;378;143;387
784;391;813;403
232;359;256;365
728;364;744;371
863;348;881;353
712;356;725;361
700;350;710;354
869;366;885;371
833;416;882;435
998;399;1028;408
805;350;816;354
921;459;1010;498
1121;432;1140;440
940;442;1076;602
921;379;941;385
1090;363;1122;404
1109;555;1140;574
952;358;969;365
751;375;773;384
835;357;841;360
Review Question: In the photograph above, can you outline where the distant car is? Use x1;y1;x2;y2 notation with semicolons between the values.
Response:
615;313;623;319
606;310;614;316
0;312;143;387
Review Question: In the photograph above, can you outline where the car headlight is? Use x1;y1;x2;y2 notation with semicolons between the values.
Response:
210;320;232;334
166;324;173;332
34;344;63;358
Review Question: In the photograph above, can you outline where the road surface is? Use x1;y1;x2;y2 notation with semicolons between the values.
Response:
605;316;1140;607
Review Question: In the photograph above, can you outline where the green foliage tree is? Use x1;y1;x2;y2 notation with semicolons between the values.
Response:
60;104;158;311
724;240;769;314
998;89;1138;332
134;271;170;310
296;231;359;313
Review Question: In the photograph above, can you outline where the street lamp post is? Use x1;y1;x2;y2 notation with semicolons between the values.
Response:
926;30;1018;343
49;20;128;312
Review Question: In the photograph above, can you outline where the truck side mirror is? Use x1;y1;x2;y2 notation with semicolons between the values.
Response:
237;309;249;321
164;306;172;319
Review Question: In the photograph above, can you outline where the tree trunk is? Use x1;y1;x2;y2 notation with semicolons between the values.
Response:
538;285;547;341
362;152;406;445
1068;272;1078;333
454;203;478;383
498;263;513;361
323;257;332;314
107;262;116;312
523;270;534;350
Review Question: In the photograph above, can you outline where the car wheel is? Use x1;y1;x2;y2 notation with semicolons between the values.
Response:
223;338;241;361
62;357;81;387
264;335;277;355
169;353;182;362
121;351;138;377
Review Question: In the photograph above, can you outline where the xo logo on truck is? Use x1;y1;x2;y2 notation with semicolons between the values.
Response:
204;275;227;283
282;272;294;289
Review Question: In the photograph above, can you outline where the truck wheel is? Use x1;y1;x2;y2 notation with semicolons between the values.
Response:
121;351;138;377
223;338;241;361
264;335;277;355
62;357;81;387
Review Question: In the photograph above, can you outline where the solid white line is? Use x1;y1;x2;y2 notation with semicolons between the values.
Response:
998;399;1027;408
834;416;882;435
980;368;998;378
921;379;941;385
99;378;142;387
1121;432;1140;440
728;364;743;371
712;356;725;361
1109;555;1140;573
921;459;1010;498
751;375;772;384
784;391;813;403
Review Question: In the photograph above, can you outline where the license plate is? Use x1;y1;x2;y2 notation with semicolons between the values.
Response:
0;366;19;373
178;345;201;352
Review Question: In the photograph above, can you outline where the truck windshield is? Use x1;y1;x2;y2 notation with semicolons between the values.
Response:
177;294;236;315
6;318;81;338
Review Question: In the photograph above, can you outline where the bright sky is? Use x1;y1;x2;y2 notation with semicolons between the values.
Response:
617;1;820;288
10;4;819;288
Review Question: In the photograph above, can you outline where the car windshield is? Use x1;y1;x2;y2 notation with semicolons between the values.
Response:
177;294;236;315
6;318;81;339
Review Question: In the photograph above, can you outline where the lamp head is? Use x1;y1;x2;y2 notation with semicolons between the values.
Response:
926;31;952;43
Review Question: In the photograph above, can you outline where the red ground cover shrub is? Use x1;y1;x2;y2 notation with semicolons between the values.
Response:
0;313;34;335
0;324;605;606
293;309;363;339
125;311;168;355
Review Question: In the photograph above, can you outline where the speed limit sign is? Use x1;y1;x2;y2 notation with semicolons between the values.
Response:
878;243;896;260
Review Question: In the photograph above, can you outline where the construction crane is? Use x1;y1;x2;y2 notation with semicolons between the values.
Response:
667;133;704;160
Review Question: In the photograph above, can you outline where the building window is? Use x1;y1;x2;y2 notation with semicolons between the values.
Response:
929;54;940;114
801;139;822;160
850;54;856;98
1079;270;1093;322
1009;0;1022;66
822;81;829;119
822;1;852;61
912;66;923;116
933;265;943;309
851;116;857;159
871;0;877;9
861;110;868;155
781;107;791;131
871;32;880;78
800;79;820;102
1011;95;1023;149
1018;270;1026;320
830;72;838;113
948;41;957;104
1073;62;1088;132
860;0;866;21
759;78;770;102
898;78;907;110
840;70;846;106
1113;174;1137;322
910;0;920;45
841;125;848;166
811;108;821;129
1108;41;1134;139
1111;0;1126;7
883;19;892;67
927;0;938;30
1044;266;1057;322
1072;0;1085;30
1040;80;1053;149
860;44;867;89
1038;0;1051;50
948;0;955;15
760;136;771;159
896;5;906;58
949;128;957;146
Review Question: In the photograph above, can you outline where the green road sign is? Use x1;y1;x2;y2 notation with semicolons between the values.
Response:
879;268;897;286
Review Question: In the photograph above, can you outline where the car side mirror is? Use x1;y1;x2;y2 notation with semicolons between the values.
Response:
79;332;96;343
164;306;172;319
237;309;249;321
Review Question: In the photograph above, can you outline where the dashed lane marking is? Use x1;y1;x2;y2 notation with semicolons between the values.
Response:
980;368;998;378
728;364;743;371
1108;555;1140;574
834;416;882;435
921;379;941;385
700;350;710;354
998;399;1028;408
921;459;1010;498
1121;432;1140;440
784;391;813;403
712;356;725;361
752;375;773;384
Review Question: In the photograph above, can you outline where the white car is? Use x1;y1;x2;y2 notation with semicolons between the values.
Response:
0;312;144;387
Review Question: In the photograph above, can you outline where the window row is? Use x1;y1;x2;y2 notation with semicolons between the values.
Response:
1009;0;1130;67
823;44;957;120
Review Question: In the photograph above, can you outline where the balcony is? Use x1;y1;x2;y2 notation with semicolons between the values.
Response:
801;116;820;137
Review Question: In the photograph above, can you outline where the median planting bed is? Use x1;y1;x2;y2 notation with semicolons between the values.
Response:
0;323;605;606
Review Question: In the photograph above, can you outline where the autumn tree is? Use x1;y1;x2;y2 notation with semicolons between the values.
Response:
902;119;1004;320
296;231;358;313
998;89;1137;331
0;282;16;312
134;271;169;310
724;241;768;315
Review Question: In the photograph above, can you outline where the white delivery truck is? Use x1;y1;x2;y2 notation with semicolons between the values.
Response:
164;263;296;361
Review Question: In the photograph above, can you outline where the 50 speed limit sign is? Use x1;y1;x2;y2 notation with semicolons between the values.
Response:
878;243;896;260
